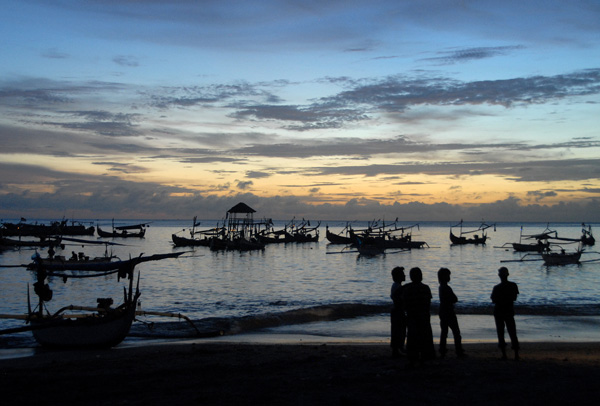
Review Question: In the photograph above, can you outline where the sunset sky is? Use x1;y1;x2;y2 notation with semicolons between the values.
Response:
1;1;599;221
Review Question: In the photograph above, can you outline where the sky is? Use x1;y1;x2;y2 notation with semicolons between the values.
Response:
1;0;600;222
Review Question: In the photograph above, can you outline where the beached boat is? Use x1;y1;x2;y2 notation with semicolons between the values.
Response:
97;221;147;238
29;283;140;349
450;220;493;245
0;251;188;348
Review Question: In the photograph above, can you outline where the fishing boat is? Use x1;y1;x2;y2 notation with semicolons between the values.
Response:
0;251;187;348
347;220;426;249
26;250;185;272
581;224;595;246
256;227;291;244
1;219;95;237
171;217;222;247
356;238;386;256
450;220;494;245
97;221;147;238
285;219;320;242
208;203;267;251
26;251;118;271
541;249;582;266
325;224;355;244
498;225;555;252
0;236;63;248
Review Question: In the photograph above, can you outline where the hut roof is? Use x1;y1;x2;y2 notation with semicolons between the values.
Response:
227;202;256;214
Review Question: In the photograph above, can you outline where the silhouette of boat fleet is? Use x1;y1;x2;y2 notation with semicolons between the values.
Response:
0;204;598;349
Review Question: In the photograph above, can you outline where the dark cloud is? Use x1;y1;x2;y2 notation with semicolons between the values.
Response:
236;180;253;190
310;159;600;183
113;55;140;67
229;69;600;130
421;46;525;65
527;190;559;201
43;110;141;137
245;171;271;179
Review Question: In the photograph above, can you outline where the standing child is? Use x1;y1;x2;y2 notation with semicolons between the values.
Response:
390;266;407;357
491;266;520;360
438;267;465;358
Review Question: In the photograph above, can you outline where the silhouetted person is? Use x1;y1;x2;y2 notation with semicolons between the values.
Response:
402;267;435;367
390;266;407;357
491;266;520;360
437;268;465;358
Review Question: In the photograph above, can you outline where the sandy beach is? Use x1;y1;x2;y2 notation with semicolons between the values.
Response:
1;340;599;405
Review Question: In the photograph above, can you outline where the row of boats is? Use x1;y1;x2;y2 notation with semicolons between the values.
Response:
171;202;320;251
0;205;597;350
0;219;147;248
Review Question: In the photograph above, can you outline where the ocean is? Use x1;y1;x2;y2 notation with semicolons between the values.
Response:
1;219;599;349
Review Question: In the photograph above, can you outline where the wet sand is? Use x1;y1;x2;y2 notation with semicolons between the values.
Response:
1;341;599;405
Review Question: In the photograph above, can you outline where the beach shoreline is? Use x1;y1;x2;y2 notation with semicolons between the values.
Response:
1;340;599;405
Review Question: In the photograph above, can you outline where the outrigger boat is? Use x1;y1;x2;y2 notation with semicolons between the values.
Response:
450;220;494;245
0;251;188;348
1;219;95;237
581;224;595;246
0;235;63;248
498;225;554;252
171;217;223;247
97;220;147;238
541;249;582;266
501;241;600;266
325;224;355;244
284;219;320;242
208;203;267;251
349;220;427;249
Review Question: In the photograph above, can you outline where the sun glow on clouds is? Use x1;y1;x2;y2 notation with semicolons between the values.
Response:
0;1;599;220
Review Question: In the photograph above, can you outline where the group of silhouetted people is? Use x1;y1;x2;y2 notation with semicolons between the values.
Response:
390;265;519;367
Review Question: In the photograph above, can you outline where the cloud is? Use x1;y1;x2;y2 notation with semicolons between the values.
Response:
1;161;599;221
527;190;558;201
113;55;140;67
236;180;253;190
42;48;69;59
245;171;271;179
309;159;600;183
421;46;525;65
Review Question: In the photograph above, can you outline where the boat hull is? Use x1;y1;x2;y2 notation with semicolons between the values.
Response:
31;302;137;349
325;229;353;244
542;252;582;265
450;231;487;245
97;225;146;238
171;234;211;247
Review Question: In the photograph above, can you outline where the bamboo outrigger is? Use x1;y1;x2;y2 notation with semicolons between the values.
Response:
0;251;198;348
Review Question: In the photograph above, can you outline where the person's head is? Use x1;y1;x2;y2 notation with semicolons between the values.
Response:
438;267;451;284
409;267;423;282
498;266;509;280
391;266;405;283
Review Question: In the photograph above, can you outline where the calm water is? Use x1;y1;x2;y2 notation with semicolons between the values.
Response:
1;220;599;346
